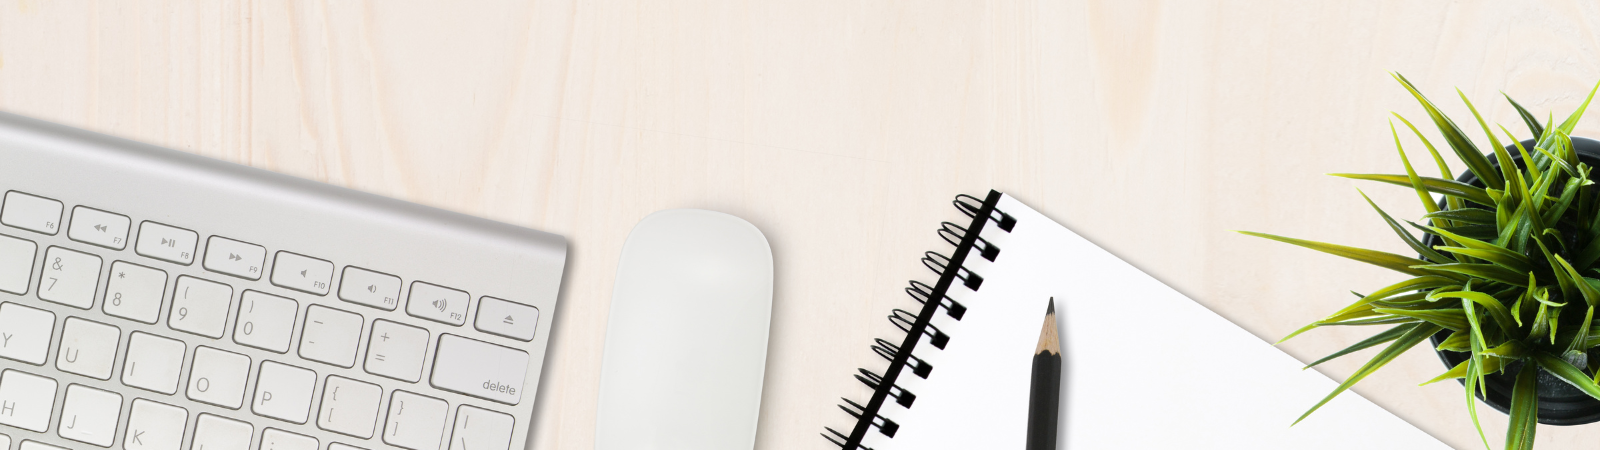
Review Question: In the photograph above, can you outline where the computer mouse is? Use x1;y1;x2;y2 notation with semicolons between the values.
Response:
594;209;773;450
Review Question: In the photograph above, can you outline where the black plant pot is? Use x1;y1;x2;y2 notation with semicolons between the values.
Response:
1425;136;1600;425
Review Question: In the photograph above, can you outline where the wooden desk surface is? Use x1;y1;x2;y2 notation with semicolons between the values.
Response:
4;1;1598;448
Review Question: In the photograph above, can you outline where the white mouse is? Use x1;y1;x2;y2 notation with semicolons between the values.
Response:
594;209;773;450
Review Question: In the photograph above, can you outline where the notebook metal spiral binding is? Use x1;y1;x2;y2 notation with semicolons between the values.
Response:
823;190;1013;449
890;309;948;349
872;338;931;378
922;251;983;290
856;369;917;407
955;193;1016;231
940;222;999;262
907;280;966;320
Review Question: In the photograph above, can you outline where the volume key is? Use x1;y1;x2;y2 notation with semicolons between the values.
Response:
270;251;333;295
406;281;468;326
339;267;402;311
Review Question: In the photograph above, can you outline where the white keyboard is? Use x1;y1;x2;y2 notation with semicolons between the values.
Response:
0;113;568;450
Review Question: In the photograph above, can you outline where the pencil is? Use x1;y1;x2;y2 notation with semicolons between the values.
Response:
1027;297;1061;450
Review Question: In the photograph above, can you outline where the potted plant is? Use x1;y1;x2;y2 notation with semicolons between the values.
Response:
1240;73;1600;450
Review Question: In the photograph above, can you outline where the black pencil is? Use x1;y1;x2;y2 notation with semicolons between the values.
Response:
1027;298;1061;450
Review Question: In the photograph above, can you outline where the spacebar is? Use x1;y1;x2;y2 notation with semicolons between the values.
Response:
430;334;530;405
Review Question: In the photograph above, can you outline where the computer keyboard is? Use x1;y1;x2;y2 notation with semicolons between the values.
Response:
0;112;568;450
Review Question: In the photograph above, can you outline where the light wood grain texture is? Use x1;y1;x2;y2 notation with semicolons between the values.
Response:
6;1;1600;448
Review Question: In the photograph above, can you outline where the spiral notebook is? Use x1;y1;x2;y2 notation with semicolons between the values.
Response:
824;191;1448;449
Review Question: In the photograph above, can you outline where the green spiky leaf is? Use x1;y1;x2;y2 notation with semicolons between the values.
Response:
1504;92;1545;139
1506;364;1538;450
1303;324;1418;370
1236;231;1436;277
1293;323;1442;425
1330;173;1495;206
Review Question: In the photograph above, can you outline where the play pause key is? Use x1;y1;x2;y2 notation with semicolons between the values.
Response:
474;297;539;341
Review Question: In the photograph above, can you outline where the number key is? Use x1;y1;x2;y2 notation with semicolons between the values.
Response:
103;261;168;324
38;246;101;309
168;276;233;339
234;291;299;353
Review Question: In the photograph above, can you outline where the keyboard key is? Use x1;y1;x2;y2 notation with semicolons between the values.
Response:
263;428;319;450
56;317;120;380
431;334;530;405
300;305;364;367
135;221;198;265
318;375;383;438
0;433;7;449
122;332;187;394
272;251;333;295
191;414;253;450
0;369;57;431
0;302;55;364
203;236;266;280
67;206;130;250
58;384;122;446
449;405;516;450
366;319;430;383
1;191;62;235
20;441;67;450
104;261;168;324
0;234;36;295
38;246;102;309
124;399;187;450
474;297;540;341
339;266;402;311
235;290;299;353
253;361;317;424
383;390;448;450
330;444;367;450
168;275;233;338
187;346;251;409
407;281;469;326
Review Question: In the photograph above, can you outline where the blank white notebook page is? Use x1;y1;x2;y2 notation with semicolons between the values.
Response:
863;193;1446;449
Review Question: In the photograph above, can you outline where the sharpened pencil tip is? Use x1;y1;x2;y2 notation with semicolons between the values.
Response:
1037;297;1061;355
